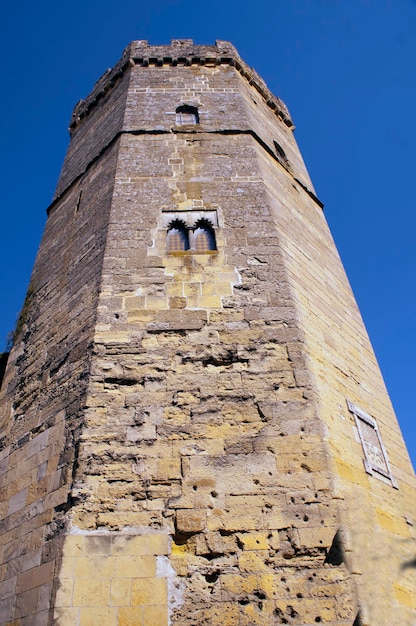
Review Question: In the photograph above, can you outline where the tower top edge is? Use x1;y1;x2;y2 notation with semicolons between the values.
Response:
69;40;294;131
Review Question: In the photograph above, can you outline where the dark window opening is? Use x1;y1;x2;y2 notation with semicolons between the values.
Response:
167;220;189;252
273;141;288;163
176;105;199;125
166;218;216;254
0;351;9;389
191;219;216;252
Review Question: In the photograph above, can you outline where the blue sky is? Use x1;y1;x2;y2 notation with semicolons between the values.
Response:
1;0;415;467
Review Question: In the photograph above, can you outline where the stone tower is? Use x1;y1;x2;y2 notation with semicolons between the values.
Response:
0;40;415;626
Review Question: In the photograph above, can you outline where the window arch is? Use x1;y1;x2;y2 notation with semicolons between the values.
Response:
166;220;189;253
175;105;199;125
190;219;216;252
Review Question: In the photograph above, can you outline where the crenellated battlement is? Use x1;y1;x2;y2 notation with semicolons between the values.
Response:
69;39;293;133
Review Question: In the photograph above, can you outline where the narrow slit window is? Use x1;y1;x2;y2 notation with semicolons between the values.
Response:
191;220;216;252
167;221;189;253
273;141;288;163
176;105;199;125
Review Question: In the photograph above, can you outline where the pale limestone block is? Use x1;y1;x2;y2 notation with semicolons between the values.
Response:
131;577;168;605
114;555;156;579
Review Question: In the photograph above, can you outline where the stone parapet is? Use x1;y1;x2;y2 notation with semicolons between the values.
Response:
69;39;293;134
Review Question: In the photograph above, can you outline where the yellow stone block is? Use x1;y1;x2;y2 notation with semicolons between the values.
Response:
131;577;167;606
55;578;74;607
145;296;168;310
176;509;207;533
62;535;84;558
169;554;189;576
298;526;335;550
242;603;264;624
221;573;274;597
124;296;146;310
185;295;199;308
112;535;147;556
127;310;155;323
168;296;186;309
177;199;193;210
188;272;204;282
157;458;182;481
110;578;131;607
58;556;77;579
118;606;144;626
184;283;201;297
394;583;416;608
171;541;188;555
393;515;412;538
79;607;118;626
85;535;112;556
198;295;222;309
216;282;233;296
114;555;156;578
238;551;270;573
334;458;355;482
351;467;370;488
53;607;80;624
210;603;240;625
236;531;269;551
166;283;183;297
218;271;239;282
94;331;130;344
143;604;168;626
201;283;217;296
147;533;169;556
376;508;396;532
73;578;111;606
75;556;115;579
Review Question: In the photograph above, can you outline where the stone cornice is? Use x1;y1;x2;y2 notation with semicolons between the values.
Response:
69;40;294;133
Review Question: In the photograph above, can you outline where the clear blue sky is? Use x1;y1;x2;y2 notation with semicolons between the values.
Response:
1;0;415;467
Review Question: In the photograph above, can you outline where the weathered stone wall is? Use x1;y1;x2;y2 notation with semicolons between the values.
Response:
257;146;416;622
0;139;120;624
1;40;415;626
50;48;358;624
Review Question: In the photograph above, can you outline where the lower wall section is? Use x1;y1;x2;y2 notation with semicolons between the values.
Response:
53;526;359;626
53;530;176;626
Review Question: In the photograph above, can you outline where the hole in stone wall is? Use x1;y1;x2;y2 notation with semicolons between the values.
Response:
201;552;224;561
172;531;190;546
205;571;220;583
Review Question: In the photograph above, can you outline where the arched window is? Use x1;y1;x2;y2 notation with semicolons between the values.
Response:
176;105;199;125
166;221;189;253
191;220;216;252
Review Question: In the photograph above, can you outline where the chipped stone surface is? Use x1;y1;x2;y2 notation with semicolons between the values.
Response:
1;40;415;625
